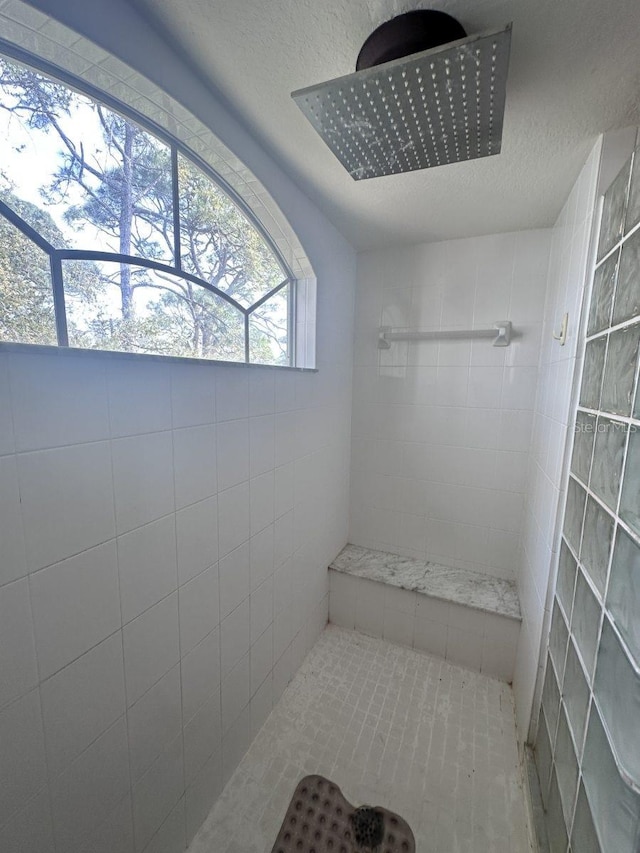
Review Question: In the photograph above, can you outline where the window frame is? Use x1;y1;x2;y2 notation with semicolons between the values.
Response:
0;40;297;367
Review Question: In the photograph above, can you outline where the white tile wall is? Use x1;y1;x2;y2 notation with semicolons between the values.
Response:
513;140;603;744
0;331;352;853
350;229;551;580
328;570;520;682
0;0;355;849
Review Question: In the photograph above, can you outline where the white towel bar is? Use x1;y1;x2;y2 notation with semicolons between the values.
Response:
377;320;512;349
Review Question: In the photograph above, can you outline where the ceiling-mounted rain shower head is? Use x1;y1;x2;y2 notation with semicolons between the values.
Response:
291;10;512;181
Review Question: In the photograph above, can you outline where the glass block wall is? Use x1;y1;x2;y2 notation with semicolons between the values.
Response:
534;131;640;852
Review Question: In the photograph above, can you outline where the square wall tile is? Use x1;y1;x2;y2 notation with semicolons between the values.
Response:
19;441;115;572
118;515;177;625
179;564;219;655
0;455;26;587
220;598;250;679
249;415;275;478
250;471;274;536
30;541;121;679
219;542;250;620
250;576;273;644
612;228;640;325
127;664;182;782
176;496;218;585
170;362;215;429
218;482;250;558
112;431;174;535
181;628;220;723
132;733;183;852
40;633;126;777
0;577;38;708
10;353;109;451
0;788;56;853
0;689;47;826
215;367;248;422
328;570;357;630
123;592;180;706
354;578;384;638
173;424;217;510
143;797;186;853
221;652;250;733
50;717;130;853
183;688;221;786
107;359;172;438
600;325;640;416
541;657;561;746
0;354;15;456
186;750;223;845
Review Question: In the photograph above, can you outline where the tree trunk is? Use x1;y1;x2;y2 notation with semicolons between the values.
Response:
119;126;134;322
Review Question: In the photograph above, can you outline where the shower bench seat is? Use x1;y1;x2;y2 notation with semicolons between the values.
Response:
328;544;521;682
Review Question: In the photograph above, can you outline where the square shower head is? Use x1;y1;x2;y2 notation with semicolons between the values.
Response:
292;24;512;180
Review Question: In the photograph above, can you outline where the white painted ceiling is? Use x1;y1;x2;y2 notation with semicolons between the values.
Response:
133;0;640;250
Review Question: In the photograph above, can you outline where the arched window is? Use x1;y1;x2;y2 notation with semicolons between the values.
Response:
0;49;298;366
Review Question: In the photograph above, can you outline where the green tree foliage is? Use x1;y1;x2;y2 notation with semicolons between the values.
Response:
0;55;289;364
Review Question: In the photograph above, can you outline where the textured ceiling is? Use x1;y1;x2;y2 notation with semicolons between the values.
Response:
132;0;640;250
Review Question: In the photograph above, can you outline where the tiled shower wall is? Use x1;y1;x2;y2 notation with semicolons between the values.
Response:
513;141;602;741
534;132;640;851
0;347;354;853
351;229;550;580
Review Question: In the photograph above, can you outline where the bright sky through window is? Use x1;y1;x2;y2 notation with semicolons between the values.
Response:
0;53;292;365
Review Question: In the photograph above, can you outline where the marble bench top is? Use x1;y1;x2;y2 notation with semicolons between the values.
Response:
330;544;521;621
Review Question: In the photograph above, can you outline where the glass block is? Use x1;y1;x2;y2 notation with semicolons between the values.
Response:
571;569;601;679
556;540;577;620
626;140;640;234
589;417;627;511
620;428;640;538
549;601;569;684
536;708;553;807
563;478;586;555
580;497;613;595
607;526;640;664
555;705;579;825
588;250;618;335
562;639;590;755
572;783;602;853
579;337;606;410
613;228;640;325
594;618;640;786
571;411;596;485
583;704;640;853
547;769;570;853
542;653;561;746
597;156;631;261
601;326;640;417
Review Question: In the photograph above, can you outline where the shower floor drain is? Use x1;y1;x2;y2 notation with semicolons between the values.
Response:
270;774;415;853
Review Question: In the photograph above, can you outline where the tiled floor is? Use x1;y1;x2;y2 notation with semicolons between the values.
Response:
187;625;533;853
